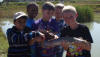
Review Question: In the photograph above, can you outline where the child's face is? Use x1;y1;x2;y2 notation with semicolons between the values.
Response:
27;5;38;18
42;9;54;21
14;18;26;30
63;12;77;24
55;8;63;19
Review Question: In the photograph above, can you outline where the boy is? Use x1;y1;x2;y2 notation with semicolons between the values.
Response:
26;3;38;30
51;3;65;57
6;12;44;57
35;2;55;32
61;6;93;57
26;3;39;57
51;3;65;35
35;2;57;57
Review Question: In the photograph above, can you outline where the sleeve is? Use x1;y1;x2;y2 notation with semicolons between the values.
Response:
83;26;93;43
6;29;12;44
34;20;39;31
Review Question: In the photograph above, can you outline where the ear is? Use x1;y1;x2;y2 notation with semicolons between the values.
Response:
14;21;16;25
76;13;78;18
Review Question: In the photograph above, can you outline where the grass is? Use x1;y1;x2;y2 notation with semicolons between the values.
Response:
0;28;8;57
0;2;96;22
93;12;100;23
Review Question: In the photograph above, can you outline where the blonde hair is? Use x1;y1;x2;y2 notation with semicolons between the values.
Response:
62;5;77;14
55;3;64;9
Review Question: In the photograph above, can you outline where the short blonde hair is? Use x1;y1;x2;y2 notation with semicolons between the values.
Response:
62;5;77;14
55;3;64;9
42;2;55;11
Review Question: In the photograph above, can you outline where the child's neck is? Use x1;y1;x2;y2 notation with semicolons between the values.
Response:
69;21;79;30
42;17;49;22
15;27;23;31
56;18;62;22
56;17;62;22
28;16;34;19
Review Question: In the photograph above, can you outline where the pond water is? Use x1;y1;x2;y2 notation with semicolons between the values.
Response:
0;20;100;57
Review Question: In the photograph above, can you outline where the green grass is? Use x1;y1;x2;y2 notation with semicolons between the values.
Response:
94;13;100;23
0;2;96;22
0;28;8;57
76;6;94;22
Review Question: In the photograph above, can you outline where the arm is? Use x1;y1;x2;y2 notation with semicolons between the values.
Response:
28;32;45;46
82;26;93;51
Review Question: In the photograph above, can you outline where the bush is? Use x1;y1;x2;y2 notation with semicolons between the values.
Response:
76;6;94;22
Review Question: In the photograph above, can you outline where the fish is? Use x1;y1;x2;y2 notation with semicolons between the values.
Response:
41;36;89;48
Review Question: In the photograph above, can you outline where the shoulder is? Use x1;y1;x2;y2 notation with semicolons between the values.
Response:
35;19;42;24
7;26;16;33
7;28;12;33
50;18;56;22
79;24;89;30
6;26;15;36
60;25;69;33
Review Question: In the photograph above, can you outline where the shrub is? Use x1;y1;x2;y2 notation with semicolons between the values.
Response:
76;6;94;22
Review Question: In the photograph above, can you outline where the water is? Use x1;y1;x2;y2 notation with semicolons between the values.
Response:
0;20;100;57
90;22;100;57
0;21;13;37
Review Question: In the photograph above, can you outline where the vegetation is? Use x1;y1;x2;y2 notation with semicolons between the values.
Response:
0;2;96;22
76;6;94;22
0;28;8;57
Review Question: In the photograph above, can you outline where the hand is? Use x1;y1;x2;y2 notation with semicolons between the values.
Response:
82;43;91;51
74;42;91;51
35;32;45;42
61;40;69;50
28;32;45;45
28;38;36;46
74;41;84;49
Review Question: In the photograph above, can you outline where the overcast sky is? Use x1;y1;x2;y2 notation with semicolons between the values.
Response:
0;0;3;2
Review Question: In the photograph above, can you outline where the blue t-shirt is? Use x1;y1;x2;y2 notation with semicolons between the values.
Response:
50;18;66;37
35;18;66;57
35;18;65;33
26;18;37;57
35;19;52;31
26;18;36;30
35;18;57;57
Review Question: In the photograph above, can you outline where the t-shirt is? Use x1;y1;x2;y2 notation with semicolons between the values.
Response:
26;18;38;57
35;18;57;57
26;18;36;30
60;24;93;57
50;19;65;32
35;18;54;32
50;18;65;57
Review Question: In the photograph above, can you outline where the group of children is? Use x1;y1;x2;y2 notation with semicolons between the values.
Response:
6;2;93;57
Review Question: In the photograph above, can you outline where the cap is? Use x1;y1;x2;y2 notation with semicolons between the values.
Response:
13;12;27;21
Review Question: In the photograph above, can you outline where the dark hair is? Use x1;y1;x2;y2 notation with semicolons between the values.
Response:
27;2;38;9
42;2;55;11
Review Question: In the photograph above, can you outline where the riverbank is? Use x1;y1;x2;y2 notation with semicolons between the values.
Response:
0;2;100;19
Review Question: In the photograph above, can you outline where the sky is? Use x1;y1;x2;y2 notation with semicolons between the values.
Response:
0;0;3;2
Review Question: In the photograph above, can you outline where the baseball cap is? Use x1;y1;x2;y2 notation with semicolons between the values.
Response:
13;12;27;21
